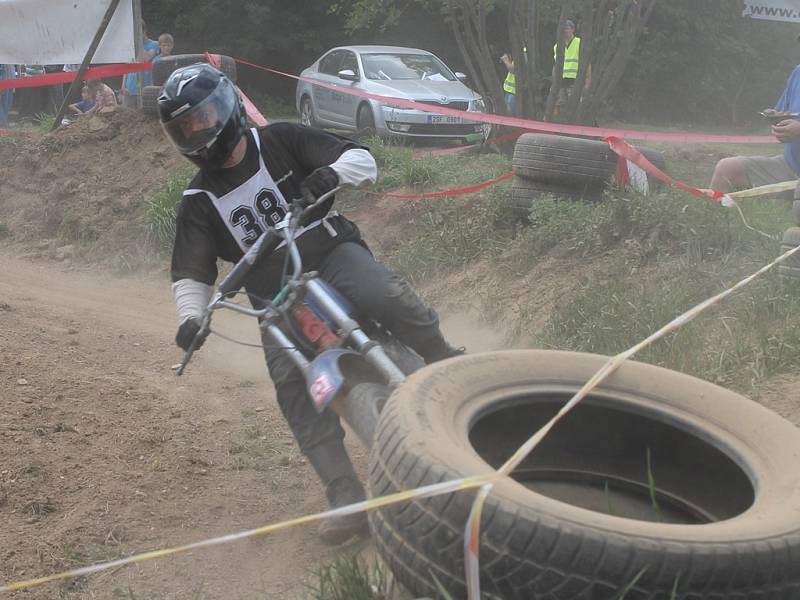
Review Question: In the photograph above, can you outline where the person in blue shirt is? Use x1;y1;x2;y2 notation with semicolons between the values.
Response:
710;65;800;192
68;85;96;116
121;21;159;108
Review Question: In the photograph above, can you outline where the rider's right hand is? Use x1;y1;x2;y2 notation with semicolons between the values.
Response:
175;317;207;352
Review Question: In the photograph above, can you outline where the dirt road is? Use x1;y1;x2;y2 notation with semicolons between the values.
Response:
0;252;365;599
0;250;507;599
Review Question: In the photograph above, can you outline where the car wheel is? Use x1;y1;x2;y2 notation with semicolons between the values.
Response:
357;103;376;137
368;349;800;599
299;96;316;128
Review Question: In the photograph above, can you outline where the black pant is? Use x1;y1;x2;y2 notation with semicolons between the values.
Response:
260;242;446;468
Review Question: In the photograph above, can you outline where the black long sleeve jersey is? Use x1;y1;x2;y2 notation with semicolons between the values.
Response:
170;123;366;299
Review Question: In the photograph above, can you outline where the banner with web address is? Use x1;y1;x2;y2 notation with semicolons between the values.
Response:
743;0;800;23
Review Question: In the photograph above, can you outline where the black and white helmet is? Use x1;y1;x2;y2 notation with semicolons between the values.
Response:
157;63;246;170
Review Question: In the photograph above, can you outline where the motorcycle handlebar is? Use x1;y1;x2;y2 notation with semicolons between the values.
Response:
176;186;342;376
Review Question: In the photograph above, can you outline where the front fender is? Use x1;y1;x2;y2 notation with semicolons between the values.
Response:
305;349;353;413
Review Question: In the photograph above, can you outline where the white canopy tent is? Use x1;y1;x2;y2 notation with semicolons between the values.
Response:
0;0;136;64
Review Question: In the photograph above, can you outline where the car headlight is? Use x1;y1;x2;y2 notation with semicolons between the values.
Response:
471;97;486;112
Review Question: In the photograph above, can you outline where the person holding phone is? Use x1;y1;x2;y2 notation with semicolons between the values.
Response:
710;65;800;192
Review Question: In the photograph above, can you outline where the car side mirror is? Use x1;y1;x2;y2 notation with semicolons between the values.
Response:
455;72;467;81
338;69;359;82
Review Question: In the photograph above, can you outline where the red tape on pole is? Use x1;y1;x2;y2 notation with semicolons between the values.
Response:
0;63;152;92
233;57;777;145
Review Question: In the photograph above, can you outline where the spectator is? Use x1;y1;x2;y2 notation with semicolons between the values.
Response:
710;66;800;192
68;86;96;117
121;20;159;108
500;52;517;117
0;64;16;128
553;19;582;116
500;47;526;117
87;79;118;115
156;33;174;60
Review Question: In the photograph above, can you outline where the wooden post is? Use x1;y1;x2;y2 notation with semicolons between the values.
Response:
51;0;124;131
132;0;143;109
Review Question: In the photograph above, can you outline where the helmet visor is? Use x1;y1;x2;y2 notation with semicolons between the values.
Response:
161;81;237;155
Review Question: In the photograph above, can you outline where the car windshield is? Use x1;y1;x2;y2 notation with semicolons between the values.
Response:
361;53;457;82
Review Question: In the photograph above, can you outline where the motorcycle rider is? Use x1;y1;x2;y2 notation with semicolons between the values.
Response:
158;64;463;544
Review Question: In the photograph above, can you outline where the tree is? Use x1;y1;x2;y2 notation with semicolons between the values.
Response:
546;0;658;124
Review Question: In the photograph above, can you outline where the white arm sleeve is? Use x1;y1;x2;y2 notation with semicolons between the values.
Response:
172;278;213;325
330;148;377;187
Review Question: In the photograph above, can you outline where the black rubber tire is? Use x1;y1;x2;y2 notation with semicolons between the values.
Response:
511;176;603;219
151;54;237;87
357;103;376;137
512;133;666;188
513;134;616;185
140;85;161;117
779;227;800;279
368;350;800;599
299;95;317;128
333;383;390;450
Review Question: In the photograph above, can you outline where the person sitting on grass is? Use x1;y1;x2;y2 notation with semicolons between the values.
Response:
68;86;96;117
86;78;117;115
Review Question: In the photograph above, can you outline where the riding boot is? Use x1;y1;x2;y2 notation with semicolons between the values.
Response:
416;333;466;364
304;441;369;545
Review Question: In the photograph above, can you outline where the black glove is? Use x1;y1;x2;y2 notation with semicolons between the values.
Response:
175;317;207;352
298;166;339;208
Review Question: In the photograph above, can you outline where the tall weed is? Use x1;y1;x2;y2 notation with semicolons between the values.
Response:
144;167;194;252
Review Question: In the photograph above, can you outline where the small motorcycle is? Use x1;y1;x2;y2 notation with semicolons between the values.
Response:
176;189;422;448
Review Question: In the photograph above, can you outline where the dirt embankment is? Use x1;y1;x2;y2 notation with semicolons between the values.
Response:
0;110;184;270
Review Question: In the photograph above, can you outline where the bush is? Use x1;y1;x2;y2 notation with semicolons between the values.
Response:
144;167;194;252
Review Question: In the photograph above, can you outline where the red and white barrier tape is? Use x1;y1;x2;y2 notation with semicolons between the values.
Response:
0;63;152;92
364;171;513;199
234;57;777;145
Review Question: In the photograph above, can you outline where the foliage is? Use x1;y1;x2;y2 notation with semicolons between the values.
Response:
306;553;390;600
144;166;195;252
34;112;56;133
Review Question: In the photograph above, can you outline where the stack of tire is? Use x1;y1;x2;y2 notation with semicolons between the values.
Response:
779;189;800;279
140;54;237;118
510;133;666;219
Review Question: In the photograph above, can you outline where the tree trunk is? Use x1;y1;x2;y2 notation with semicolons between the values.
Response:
445;0;505;115
545;1;569;120
576;0;658;125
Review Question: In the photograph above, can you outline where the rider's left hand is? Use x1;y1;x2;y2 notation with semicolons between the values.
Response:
299;166;339;207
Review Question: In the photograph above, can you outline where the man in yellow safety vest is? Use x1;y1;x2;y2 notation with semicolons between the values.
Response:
553;19;581;115
501;51;518;116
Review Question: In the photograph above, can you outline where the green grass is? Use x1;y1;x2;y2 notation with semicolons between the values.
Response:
144;166;195;252
306;553;390;600
35;112;56;133
249;93;297;119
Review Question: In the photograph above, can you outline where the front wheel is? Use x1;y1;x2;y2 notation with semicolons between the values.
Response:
356;104;376;137
299;96;316;128
332;382;390;450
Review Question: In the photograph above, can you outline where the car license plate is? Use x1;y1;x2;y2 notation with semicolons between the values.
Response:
427;115;462;124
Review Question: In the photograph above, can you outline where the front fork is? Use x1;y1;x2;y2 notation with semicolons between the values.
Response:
261;278;407;388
